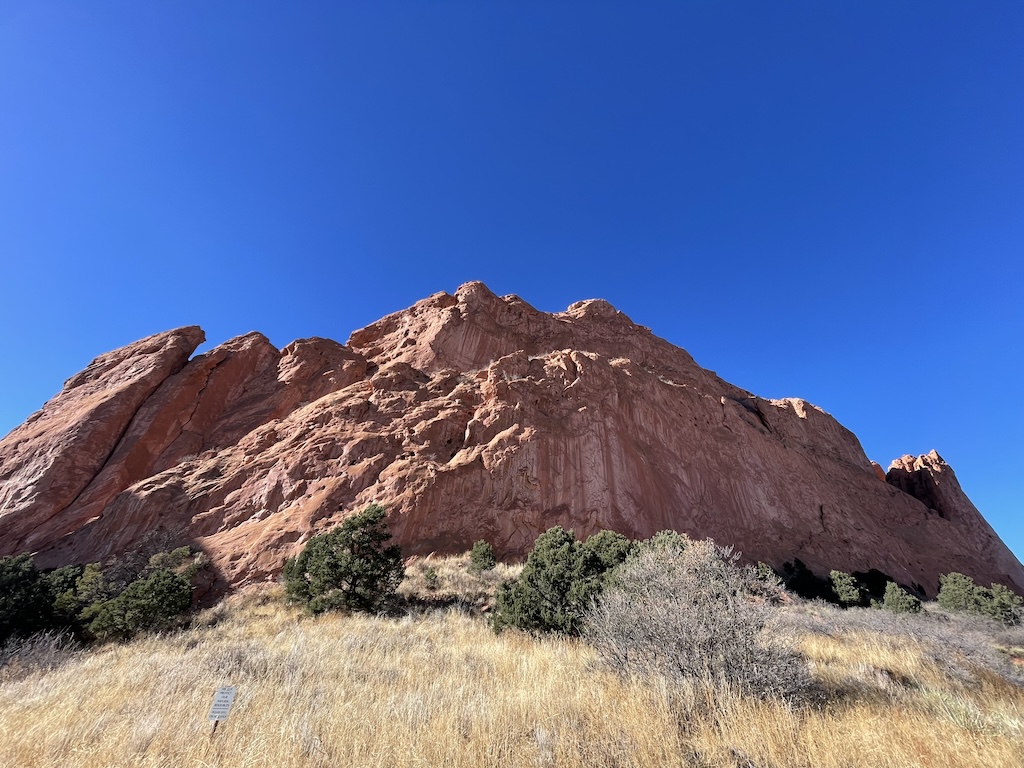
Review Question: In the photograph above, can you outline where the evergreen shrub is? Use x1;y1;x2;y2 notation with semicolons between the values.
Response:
583;530;635;571
830;570;866;607
2;542;203;644
469;540;496;572
283;503;404;614
938;572;1022;625
424;567;439;590
492;526;606;636
83;569;192;641
882;582;922;614
0;555;55;643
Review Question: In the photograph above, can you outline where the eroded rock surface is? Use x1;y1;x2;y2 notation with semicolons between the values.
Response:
0;327;204;554
2;282;1021;597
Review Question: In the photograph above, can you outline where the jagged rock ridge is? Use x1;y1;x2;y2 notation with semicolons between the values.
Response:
1;281;1021;597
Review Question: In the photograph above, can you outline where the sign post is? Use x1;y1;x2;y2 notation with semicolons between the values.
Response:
208;686;237;738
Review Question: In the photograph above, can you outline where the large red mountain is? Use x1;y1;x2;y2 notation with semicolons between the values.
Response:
2;282;1021;596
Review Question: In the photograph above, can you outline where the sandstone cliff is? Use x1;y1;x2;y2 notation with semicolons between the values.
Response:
1;282;1021;597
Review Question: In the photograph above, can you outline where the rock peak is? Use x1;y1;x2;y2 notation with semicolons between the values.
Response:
454;280;499;303
564;297;619;318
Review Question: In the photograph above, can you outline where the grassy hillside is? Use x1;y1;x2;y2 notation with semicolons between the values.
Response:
1;555;1023;767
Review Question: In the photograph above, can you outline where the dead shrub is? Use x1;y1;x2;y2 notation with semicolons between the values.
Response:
585;540;813;702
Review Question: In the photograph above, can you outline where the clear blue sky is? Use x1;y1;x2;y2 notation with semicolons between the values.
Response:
2;2;1021;562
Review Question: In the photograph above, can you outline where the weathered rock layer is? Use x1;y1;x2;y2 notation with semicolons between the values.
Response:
2;282;1021;597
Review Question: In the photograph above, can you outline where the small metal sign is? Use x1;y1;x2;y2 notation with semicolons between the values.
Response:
208;686;237;723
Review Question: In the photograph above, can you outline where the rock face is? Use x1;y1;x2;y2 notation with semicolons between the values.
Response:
1;282;1022;597
0;327;205;555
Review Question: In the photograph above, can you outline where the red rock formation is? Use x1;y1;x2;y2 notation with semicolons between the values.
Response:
0;327;204;554
1;282;1022;598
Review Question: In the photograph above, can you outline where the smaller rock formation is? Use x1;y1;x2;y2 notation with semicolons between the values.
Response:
0;327;204;554
885;451;1022;591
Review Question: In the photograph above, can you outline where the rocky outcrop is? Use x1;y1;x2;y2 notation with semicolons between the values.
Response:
1;282;1022;597
888;450;977;523
884;451;1022;590
0;327;204;554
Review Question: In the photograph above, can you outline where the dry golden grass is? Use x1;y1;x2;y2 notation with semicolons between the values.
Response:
398;552;521;610
1;573;1022;767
